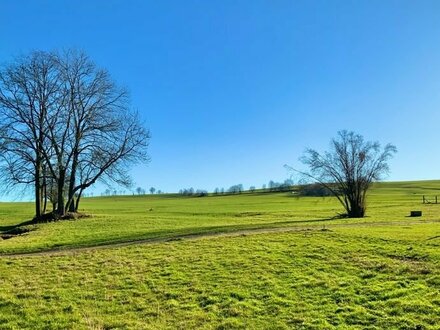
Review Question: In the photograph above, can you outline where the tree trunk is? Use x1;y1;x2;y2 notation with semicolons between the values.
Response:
42;172;47;214
42;185;47;214
37;104;46;219
34;157;42;220
66;152;78;213
347;199;365;218
34;170;41;220
56;169;66;216
75;189;84;212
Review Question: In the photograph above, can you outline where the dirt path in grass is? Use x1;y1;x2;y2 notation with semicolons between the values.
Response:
1;219;438;258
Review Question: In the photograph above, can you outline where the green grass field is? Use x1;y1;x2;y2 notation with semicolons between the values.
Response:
1;181;440;329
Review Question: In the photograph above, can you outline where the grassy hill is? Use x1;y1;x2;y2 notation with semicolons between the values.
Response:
0;180;439;328
1;180;440;254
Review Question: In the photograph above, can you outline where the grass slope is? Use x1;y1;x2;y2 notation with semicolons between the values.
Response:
1;226;439;329
0;180;439;329
1;180;440;254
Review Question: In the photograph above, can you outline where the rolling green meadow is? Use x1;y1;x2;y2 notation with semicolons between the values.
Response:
1;180;440;329
3;3;440;330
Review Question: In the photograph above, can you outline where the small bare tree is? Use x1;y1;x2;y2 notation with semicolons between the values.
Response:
288;130;396;218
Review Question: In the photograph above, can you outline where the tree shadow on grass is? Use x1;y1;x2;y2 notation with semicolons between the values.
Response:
1;212;91;234
0;220;35;239
0;219;35;233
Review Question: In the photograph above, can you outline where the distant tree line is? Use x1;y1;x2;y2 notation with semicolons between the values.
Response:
99;187;163;196
228;184;244;194
213;187;225;195
176;181;296;197
0;50;150;220
177;181;296;197
266;179;294;192
103;189;128;196
213;184;243;195
296;183;333;197
179;188;208;197
136;187;146;195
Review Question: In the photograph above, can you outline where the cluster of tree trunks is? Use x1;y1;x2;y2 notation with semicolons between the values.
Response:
0;50;150;220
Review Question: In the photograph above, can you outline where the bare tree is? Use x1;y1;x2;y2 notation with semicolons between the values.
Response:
149;187;156;194
40;50;150;215
0;51;62;219
0;49;150;219
288;130;396;218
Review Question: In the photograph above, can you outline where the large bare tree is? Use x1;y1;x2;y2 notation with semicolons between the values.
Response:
0;51;62;218
288;130;396;218
0;50;150;220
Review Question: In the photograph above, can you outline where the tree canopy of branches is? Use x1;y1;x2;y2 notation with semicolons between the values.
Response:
0;50;150;220
290;130;396;218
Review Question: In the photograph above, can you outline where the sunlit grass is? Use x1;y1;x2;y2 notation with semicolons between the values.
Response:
0;226;439;329
1;180;440;254
0;181;440;328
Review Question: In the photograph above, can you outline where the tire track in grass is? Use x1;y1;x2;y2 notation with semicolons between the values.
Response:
1;218;439;258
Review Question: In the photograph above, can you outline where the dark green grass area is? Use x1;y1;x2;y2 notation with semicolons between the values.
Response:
1;180;440;254
0;225;439;329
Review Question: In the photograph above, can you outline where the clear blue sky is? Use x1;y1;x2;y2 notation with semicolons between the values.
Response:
1;0;440;194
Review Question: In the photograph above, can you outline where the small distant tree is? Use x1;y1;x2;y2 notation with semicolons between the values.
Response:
195;189;208;197
289;130;396;218
136;187;143;195
228;184;243;194
249;186;256;193
284;179;294;187
149;187;156;194
181;187;195;196
268;180;275;191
